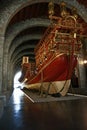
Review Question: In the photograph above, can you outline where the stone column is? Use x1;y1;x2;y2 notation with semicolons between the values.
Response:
7;62;14;90
78;38;87;88
0;35;4;93
2;52;8;92
78;58;86;88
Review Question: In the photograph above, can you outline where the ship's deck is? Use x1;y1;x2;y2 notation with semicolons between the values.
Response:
0;88;87;130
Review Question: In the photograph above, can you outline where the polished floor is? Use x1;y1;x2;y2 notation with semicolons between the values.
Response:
0;88;87;130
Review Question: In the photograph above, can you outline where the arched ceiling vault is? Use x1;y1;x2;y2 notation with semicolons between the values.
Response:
5;18;50;47
13;53;35;66
2;0;87;73
9;33;44;60
11;48;35;64
10;39;39;61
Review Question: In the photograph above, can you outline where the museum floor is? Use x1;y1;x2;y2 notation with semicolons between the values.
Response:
0;88;87;130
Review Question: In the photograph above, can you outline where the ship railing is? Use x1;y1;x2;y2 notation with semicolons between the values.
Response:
34;25;53;53
35;37;82;70
35;15;83;70
49;15;82;30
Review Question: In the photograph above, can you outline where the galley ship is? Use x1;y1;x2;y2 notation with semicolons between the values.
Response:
19;2;83;96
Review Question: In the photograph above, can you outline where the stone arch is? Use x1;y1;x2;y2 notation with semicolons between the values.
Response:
12;51;35;63
12;50;34;63
2;18;49;91
5;18;50;52
13;52;35;66
13;52;35;65
0;0;48;35
0;0;87;36
9;34;42;60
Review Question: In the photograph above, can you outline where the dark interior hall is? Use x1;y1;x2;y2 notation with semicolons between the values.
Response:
0;0;87;129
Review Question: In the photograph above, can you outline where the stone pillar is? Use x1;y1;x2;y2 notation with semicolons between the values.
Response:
78;58;86;88
2;52;8;92
7;62;13;90
78;38;87;88
0;35;4;93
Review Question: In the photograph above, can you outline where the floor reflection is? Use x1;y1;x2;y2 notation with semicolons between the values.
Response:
1;87;87;130
12;88;24;104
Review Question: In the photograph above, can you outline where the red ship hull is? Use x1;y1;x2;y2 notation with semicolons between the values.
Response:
25;53;77;84
19;53;77;96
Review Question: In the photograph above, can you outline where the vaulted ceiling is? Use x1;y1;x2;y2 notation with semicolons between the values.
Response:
4;0;87;73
